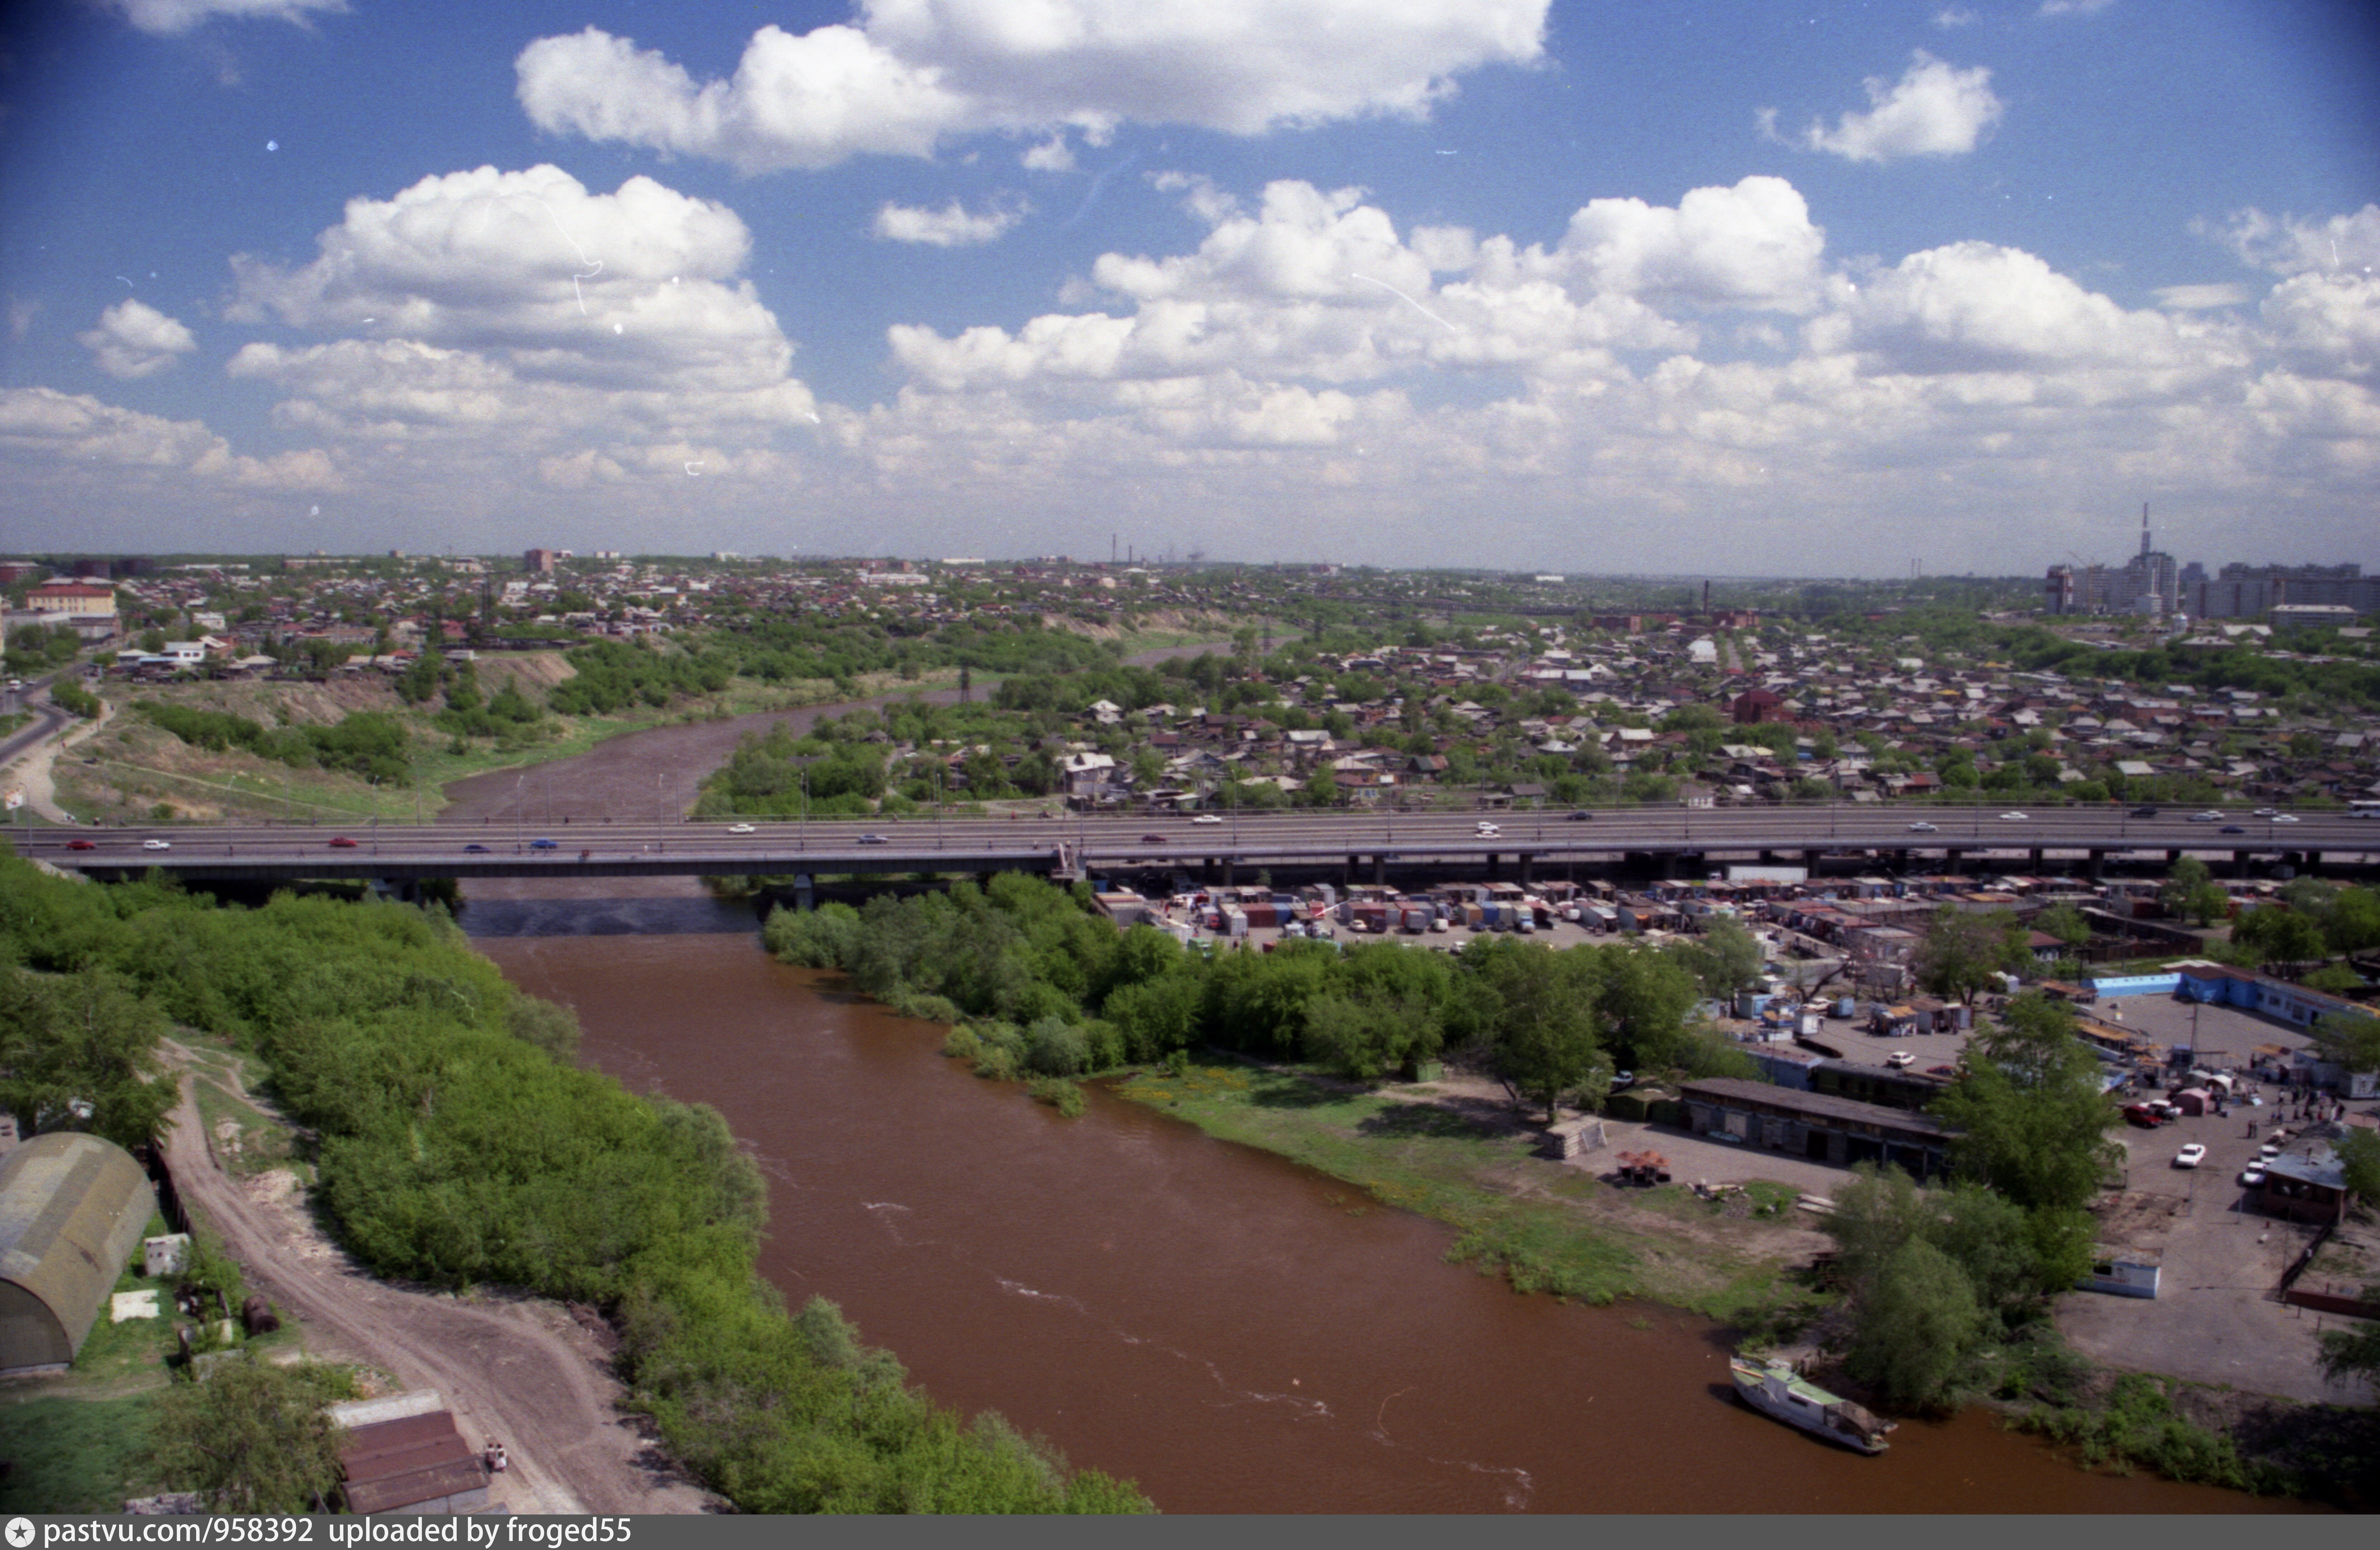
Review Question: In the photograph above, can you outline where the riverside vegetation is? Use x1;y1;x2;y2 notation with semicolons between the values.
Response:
0;857;1151;1514
766;877;2380;1502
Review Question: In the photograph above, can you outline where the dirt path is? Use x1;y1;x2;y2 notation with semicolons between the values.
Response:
2;692;109;822
157;1060;716;1516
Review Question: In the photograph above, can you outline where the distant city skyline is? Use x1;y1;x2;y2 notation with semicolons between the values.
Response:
2;2;2376;575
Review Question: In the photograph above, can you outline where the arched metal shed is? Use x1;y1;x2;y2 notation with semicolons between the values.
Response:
0;1133;159;1373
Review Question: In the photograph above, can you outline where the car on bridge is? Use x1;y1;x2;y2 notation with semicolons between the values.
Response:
463;843;490;852
328;837;358;848
2272;813;2300;823
1192;814;1223;824
1907;821;1937;833
1563;810;1592;821
858;833;889;844
66;839;95;850
2252;807;2278;817
729;823;757;834
529;838;559;849
143;839;171;850
1997;811;2028;821
1476;822;1501;836
2130;806;2160;817
1140;833;1168;843
2221;825;2246;834
2189;811;2223;822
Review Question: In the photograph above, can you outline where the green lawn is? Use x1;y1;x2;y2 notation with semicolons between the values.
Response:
0;1396;165;1513
1113;1062;1824;1327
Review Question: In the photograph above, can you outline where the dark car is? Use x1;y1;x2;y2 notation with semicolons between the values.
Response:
328;836;359;848
2220;824;2246;834
66;839;96;850
1564;810;1592;821
463;843;490;853
857;833;889;844
529;837;560;849
1140;833;1168;843
2130;806;2159;817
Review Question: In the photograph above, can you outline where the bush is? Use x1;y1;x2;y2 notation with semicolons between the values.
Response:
1024;1016;1089;1076
1029;1077;1086;1117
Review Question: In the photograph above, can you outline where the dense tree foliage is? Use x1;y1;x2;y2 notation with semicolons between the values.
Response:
137;701;413;784
1911;908;2027;1005
766;876;1744;1110
545;639;732;715
149;1359;355;1513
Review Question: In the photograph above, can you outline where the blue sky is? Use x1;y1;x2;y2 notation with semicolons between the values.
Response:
2;1;2375;575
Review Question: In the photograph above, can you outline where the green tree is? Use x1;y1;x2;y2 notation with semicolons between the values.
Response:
1843;1238;1987;1409
1676;914;1765;999
2033;903;2091;951
1931;993;2122;1218
2159;857;2228;926
2231;905;2327;972
0;966;178;1149
2333;1127;2380;1206
1911;908;2025;1006
1472;945;1606;1122
150;1359;351;1513
2317;1285;2380;1387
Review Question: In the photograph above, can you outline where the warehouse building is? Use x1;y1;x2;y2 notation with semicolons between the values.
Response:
0;1133;159;1373
1678;1078;1955;1180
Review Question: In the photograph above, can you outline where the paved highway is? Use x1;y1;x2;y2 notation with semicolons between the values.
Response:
11;803;2376;882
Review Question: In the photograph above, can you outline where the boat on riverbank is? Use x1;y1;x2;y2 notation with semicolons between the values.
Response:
1730;1355;1896;1455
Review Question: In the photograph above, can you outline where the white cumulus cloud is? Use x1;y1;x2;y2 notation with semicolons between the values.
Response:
516;2;1549;172
77;299;198;379
227;164;793;392
1808;241;2184;372
2205;205;2380;277
872;198;1026;246
1767;51;2004;164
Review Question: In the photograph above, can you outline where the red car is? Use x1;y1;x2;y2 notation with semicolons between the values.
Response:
66;839;96;850
2122;1103;2166;1128
328;836;359;848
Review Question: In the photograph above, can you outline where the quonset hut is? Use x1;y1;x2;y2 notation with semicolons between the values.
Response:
0;1133;158;1373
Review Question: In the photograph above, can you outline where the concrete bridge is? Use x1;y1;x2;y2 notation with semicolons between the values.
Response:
14;805;2376;892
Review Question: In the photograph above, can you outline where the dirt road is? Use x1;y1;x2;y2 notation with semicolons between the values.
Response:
158;1066;715;1515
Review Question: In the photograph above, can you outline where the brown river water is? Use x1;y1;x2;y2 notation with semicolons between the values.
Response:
442;702;2300;1513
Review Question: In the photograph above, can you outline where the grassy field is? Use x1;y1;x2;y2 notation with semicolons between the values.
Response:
1111;1061;1824;1328
0;1395;164;1513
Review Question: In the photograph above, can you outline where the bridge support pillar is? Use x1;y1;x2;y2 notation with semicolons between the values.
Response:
1373;853;1386;886
1943;848;1964;874
1221;857;1235;887
2029;848;2044;869
1486;852;1502;880
2165;849;2181;865
2086;849;2106;882
1517;852;1533;886
2232;849;2250;878
793;873;814;911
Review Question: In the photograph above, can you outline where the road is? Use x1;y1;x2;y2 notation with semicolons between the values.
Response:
13;804;2377;882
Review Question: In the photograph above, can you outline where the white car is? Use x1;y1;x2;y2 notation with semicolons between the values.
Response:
2173;1143;2206;1169
1907;821;1937;833
2251;807;2278;817
1191;814;1224;825
1885;1051;1915;1068
1997;811;2028;821
728;823;757;834
1476;823;1501;837
2238;1163;2267;1188
2189;811;2223;823
2271;814;2299;824
142;839;171;850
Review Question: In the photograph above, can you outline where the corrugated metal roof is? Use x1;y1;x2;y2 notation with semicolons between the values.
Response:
0;1133;158;1370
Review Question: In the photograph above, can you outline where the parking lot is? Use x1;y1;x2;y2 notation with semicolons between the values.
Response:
2050;991;2371;1406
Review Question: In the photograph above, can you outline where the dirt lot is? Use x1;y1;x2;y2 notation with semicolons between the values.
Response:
2054;1080;2379;1407
155;1048;716;1515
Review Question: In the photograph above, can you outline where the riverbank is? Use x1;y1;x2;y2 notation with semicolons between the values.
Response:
1102;1049;2369;1507
1110;1057;1825;1326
